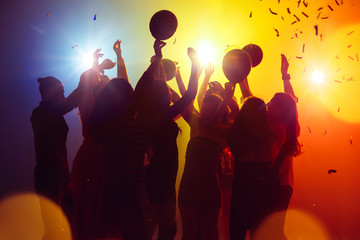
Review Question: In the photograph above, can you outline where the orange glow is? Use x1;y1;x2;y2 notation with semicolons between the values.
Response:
0;194;72;240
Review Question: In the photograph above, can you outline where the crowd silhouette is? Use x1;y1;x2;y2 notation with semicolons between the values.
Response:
31;14;301;240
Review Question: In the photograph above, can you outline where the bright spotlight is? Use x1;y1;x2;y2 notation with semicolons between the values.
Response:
197;41;216;65
81;53;94;68
312;70;325;84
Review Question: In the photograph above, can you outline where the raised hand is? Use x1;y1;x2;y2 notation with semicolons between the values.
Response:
153;40;166;58
281;54;289;77
222;82;235;101
93;48;104;67
208;81;224;94
204;62;215;78
99;59;116;70
113;40;122;57
187;47;200;64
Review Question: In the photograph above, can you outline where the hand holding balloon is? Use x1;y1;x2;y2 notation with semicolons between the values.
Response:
154;40;166;59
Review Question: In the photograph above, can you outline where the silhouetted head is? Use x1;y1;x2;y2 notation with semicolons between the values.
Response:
200;92;223;124
37;76;64;103
268;92;301;156
91;78;133;124
237;96;269;131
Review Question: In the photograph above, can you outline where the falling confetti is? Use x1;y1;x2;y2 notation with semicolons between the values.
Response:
302;12;309;17
250;11;253;18
314;25;319;35
336;68;341;72
293;14;300;21
269;8;278;15
328;5;334;11
334;80;342;83
320;33;323;41
350;136;353;145
72;45;78;48
335;0;340;5
94;14;96;21
297;0;301;7
281;16;284;20
46;12;50;16
347;44;352;48
295;33;298;38
336;55;340;59
348;56;354;60
308;126;311;133
274;28;280;37
303;1;308;7
341;0;343;4
323;129;327;135
317;12;322;19
296;56;303;59
347;31;354;36
291;21;298;25
337;106;340;112
356;54;359;62
287;8;291;14
318;7;324;11
328;169;337;174
321;17;329;19
347;77;355;81
173;38;176;44
302;44;305;53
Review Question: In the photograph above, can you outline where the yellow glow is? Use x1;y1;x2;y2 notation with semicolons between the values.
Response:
197;40;217;65
0;193;72;240
254;209;330;240
81;53;93;68
312;70;325;84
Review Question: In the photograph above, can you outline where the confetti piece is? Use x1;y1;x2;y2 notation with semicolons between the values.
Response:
303;1;308;7
328;5;334;11
314;25;318;35
328;169;337;174
278;0;280;3
302;44;305;53
308;126;311;133
335;0;340;6
281;16;284;20
274;28;280;37
304;67;306;72
347;44;352;48
323;129;327;135
334;80;342;83
297;0;301;7
347;31;354;36
46;12;50;16
348;56;354;60
287;8;291;14
291;21;297;25
296;56;303;59
173;38;176;44
320;33;323;41
250;11;253;18
321;17;329;19
350;136;353;145
295;33;298;38
336;68;341;72
337;106;340;112
72;44;78;48
336;55;339;59
269;8;278;15
356;54;359;62
341;0;343;4
94;14;96;21
347;77;355;81
318;7;323;11
317;12;321;19
293;14;300;21
299;31;303;34
302;12;309;17
291;37;294;39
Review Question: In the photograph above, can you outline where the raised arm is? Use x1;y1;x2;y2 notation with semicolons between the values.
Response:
113;40;129;82
281;54;298;103
168;48;202;119
175;67;187;96
239;77;253;102
197;63;214;108
213;82;236;124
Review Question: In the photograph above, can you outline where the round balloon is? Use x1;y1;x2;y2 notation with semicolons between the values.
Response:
161;58;176;81
242;44;263;67
222;49;252;83
149;10;178;40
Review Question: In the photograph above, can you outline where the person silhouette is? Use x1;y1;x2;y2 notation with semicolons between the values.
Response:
31;70;95;239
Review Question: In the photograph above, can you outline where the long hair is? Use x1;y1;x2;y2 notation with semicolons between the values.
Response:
270;92;301;156
227;96;274;157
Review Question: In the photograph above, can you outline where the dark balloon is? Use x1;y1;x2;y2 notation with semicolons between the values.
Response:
161;58;176;81
242;44;263;68
149;10;178;40
222;49;252;83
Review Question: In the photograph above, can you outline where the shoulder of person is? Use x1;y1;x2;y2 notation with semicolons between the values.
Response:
271;124;287;146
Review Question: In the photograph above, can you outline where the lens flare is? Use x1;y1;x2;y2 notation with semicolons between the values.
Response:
312;70;325;84
81;53;94;68
197;41;216;65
